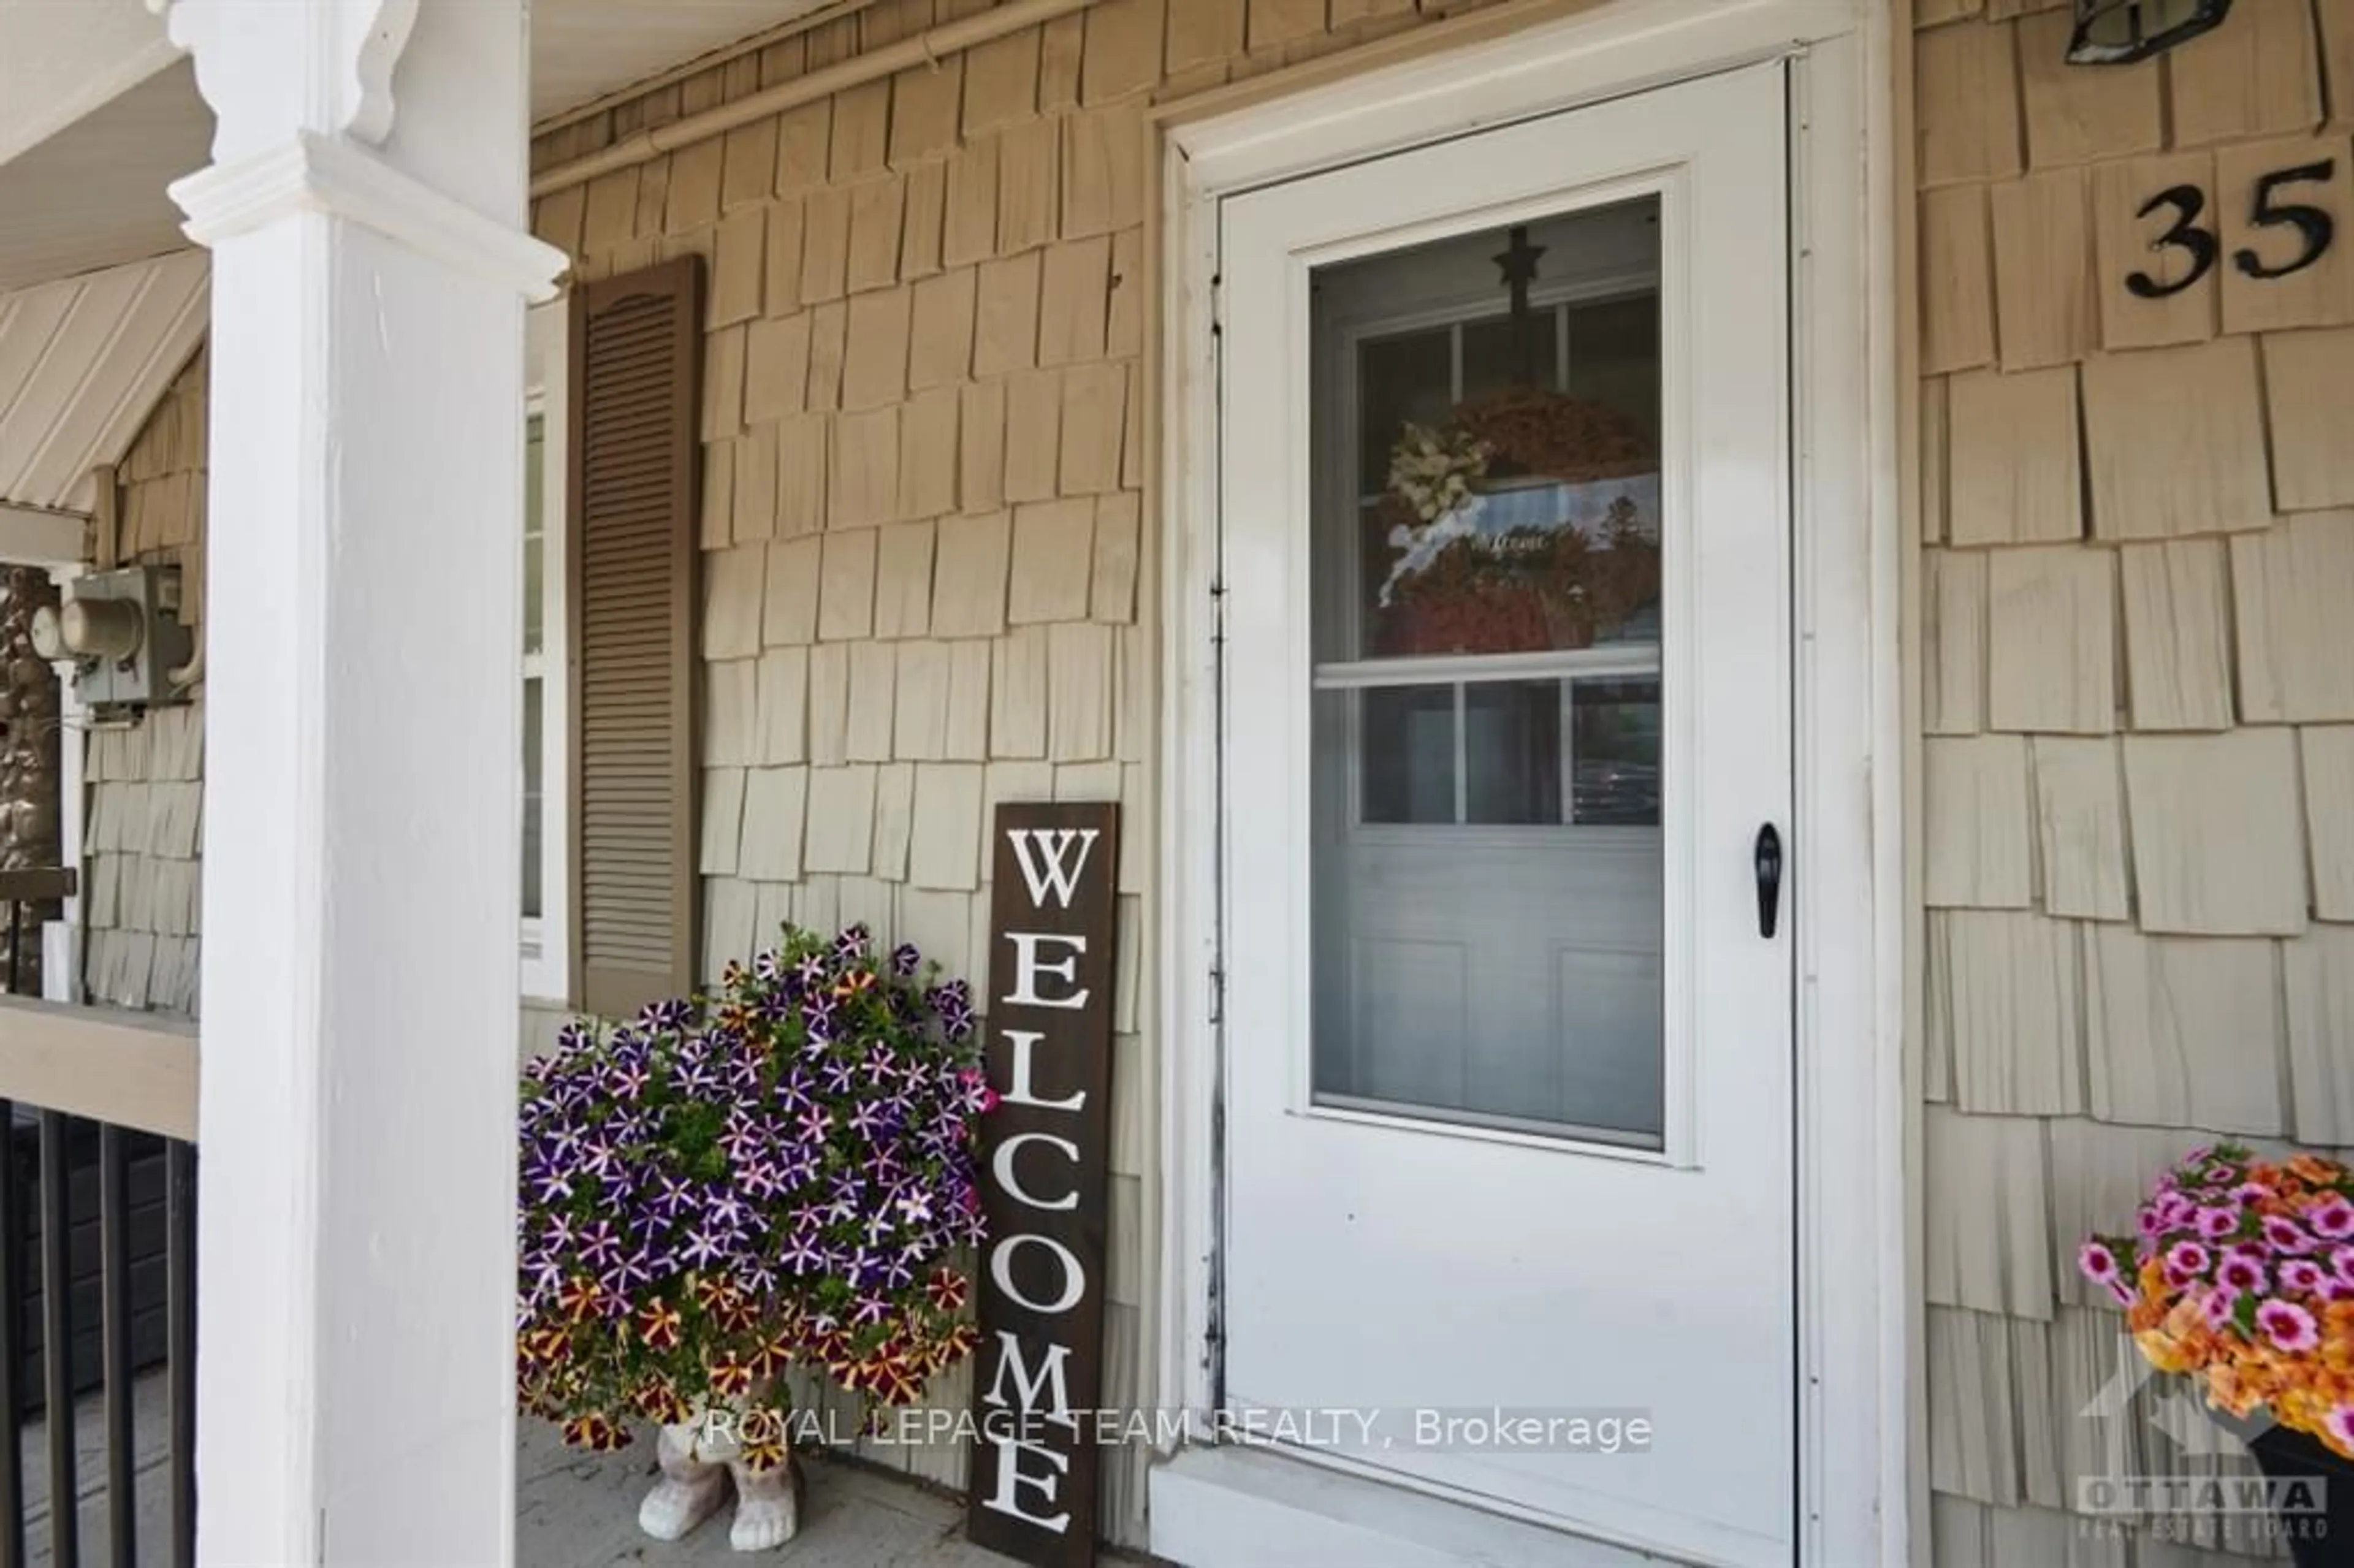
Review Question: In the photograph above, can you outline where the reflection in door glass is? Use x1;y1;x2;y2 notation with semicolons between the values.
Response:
1307;197;1666;1147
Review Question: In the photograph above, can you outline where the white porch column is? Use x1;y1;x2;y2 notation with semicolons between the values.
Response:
148;2;563;1561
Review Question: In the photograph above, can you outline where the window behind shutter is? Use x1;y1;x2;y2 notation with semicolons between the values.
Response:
569;256;703;1018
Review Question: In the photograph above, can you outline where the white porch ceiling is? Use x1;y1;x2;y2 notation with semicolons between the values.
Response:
0;249;207;515
531;0;841;124
0;60;210;294
0;0;839;290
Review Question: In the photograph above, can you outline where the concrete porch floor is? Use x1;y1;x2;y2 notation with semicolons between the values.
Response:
518;1419;1103;1568
18;1372;1130;1566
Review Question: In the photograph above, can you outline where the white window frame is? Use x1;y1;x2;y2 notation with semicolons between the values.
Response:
521;299;570;1004
1154;2;1902;1565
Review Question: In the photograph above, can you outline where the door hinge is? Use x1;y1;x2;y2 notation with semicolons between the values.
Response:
1208;965;1225;1026
1208;272;1222;338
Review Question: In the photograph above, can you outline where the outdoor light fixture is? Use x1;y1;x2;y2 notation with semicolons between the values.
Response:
2067;0;2232;64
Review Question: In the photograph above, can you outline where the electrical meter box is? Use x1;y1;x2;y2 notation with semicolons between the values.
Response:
58;565;194;713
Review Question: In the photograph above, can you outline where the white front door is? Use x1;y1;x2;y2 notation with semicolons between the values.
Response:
1219;61;1794;1567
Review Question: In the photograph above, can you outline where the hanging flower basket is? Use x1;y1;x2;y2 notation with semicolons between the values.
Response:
2082;1143;2354;1566
1376;390;1661;660
515;923;993;1468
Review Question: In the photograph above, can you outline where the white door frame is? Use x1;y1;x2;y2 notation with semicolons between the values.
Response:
1152;1;1906;1564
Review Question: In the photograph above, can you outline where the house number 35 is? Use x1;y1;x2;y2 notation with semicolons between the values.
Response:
2127;159;2339;298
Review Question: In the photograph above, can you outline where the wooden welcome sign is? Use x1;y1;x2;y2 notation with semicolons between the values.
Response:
966;802;1119;1568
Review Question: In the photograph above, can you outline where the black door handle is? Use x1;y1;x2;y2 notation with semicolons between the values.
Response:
1754;823;1783;939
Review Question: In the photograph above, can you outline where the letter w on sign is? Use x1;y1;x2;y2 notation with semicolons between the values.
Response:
1008;828;1102;910
969;802;1120;1568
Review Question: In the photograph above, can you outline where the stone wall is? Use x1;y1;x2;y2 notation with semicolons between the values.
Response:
0;568;61;994
1913;1;2354;1562
82;350;206;1016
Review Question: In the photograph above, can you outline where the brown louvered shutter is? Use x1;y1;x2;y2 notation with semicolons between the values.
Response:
569;256;703;1018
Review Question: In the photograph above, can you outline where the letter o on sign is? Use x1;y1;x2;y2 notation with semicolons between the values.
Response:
990;1233;1086;1315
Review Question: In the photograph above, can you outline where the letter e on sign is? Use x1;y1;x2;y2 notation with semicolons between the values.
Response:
967;802;1119;1568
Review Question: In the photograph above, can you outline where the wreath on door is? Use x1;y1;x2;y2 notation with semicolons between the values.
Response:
1375;388;1661;658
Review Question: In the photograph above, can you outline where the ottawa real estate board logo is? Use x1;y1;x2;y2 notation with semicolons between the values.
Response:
2074;1326;2326;1548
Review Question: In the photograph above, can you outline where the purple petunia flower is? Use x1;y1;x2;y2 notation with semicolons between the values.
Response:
2264;1215;2317;1255
647;1173;698;1223
892;943;922;978
608;1247;658;1297
604;1059;650;1100
640;997;693;1033
2281;1258;2328;1293
2217;1254;2267;1293
2079;1241;2123;1284
679;1227;729;1271
2203;1287;2241;1330
579;1220;623;1271
525;1164;575;1206
522;1252;563;1301
777;1147;820;1190
2259;1298;2322;1352
2312;1197;2354;1242
543;1213;581;1255
2195;1206;2241;1241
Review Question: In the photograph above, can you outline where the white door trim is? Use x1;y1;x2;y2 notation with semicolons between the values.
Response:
1151;2;1906;1565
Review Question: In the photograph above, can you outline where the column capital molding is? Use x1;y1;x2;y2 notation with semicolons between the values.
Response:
167;131;566;302
147;0;418;150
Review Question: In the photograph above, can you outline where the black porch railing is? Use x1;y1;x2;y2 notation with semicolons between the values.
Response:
0;870;197;1568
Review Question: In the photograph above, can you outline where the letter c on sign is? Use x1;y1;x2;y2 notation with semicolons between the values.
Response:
992;1132;1080;1212
990;1233;1086;1315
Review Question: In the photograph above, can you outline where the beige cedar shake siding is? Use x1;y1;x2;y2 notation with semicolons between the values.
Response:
82;349;207;1018
1917;0;2354;1564
527;0;1547;1542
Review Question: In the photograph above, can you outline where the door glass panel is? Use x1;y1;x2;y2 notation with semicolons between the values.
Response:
1308;197;1666;1146
521;676;545;920
1464;680;1561;825
1571;679;1661;826
1358;686;1456;824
